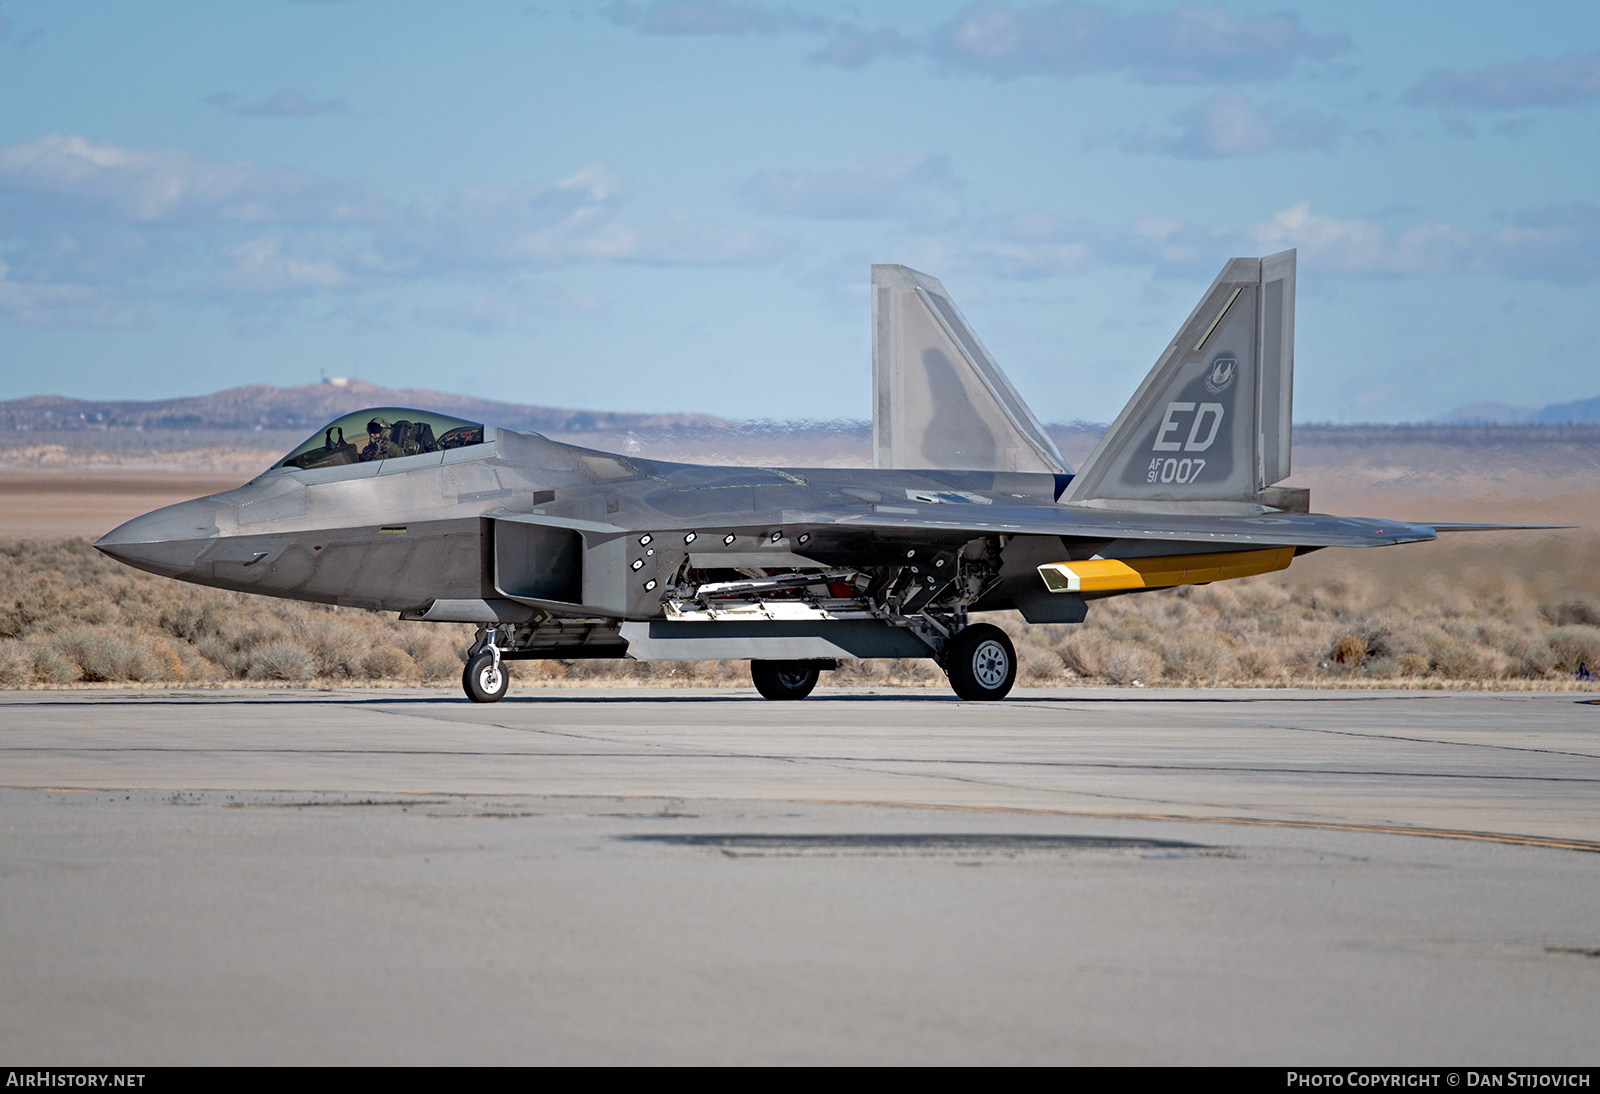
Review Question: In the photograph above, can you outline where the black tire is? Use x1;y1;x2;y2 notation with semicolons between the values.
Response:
944;624;1017;701
462;650;509;703
750;659;820;701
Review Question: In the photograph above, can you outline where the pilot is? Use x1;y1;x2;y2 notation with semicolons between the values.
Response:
359;417;405;462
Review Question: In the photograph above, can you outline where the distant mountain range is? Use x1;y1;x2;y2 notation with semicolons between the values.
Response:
1438;394;1600;426
0;379;732;435
5;379;1600;439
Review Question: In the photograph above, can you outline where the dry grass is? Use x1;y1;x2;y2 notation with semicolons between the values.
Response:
3;534;1599;691
1012;533;1600;689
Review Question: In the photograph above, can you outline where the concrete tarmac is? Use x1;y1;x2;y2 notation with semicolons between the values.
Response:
2;686;1597;1064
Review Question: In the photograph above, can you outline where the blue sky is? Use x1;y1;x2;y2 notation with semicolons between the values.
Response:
1;0;1597;423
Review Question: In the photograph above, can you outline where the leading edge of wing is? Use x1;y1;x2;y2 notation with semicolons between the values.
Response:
830;504;1440;548
1428;522;1574;533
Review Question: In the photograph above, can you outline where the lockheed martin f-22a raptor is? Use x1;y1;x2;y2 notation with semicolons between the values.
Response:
96;250;1533;702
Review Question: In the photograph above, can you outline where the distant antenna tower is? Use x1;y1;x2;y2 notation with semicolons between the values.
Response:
319;367;328;384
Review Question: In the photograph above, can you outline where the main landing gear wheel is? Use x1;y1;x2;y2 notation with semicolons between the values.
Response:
944;624;1017;701
463;650;509;703
750;660;820;701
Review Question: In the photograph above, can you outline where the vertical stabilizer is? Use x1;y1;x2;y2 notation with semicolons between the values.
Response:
1059;250;1296;511
872;264;1068;474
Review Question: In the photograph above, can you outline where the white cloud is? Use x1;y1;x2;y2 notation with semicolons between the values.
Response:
1123;91;1344;158
1405;52;1600;111
0;134;386;224
384;165;785;271
0;261;138;326
923;1;1349;84
1481;204;1600;285
216;236;362;293
605;1;1347;85
807;25;917;68
603;1;825;36
959;201;1600;284
964;210;1101;278
1236;202;1476;276
413;280;603;334
740;154;959;220
0;138;785;323
204;88;346;118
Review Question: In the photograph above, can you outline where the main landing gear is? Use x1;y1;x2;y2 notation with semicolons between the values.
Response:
942;623;1017;701
746;625;1018;702
750;660;821;700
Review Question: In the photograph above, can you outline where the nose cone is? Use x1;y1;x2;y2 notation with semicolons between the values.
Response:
95;498;226;578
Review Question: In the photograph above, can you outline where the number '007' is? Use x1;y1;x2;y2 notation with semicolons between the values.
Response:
1147;457;1206;484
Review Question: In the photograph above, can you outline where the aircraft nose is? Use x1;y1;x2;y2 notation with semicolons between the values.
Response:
95;498;226;578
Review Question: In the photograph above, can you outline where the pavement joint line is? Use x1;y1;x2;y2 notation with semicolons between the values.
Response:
1263;722;1600;761
6;785;1591;852
2;746;1595;782
804;799;1600;854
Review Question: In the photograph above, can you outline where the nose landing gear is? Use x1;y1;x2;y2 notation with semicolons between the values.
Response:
462;626;509;703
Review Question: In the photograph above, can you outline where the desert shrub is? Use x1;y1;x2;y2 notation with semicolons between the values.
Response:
1057;630;1110;678
1507;639;1559;678
1331;633;1368;664
13;584;64;629
1429;640;1507;680
293;620;364;678
1163;632;1238;682
74;596;115;627
52;628;151;682
249;643;314;681
1235;644;1286;680
135;637;186;682
1101;641;1162;685
1106;615;1159;645
193;634;249;677
1368;652;1427;678
362;645;418;680
0;640;32;685
28;644;81;684
156;599;215;642
1543;600;1600;626
1547;625;1600;674
419;654;462;682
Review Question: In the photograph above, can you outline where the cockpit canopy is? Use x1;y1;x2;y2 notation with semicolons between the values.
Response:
278;407;487;471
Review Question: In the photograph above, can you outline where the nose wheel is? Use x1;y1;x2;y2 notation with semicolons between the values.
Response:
463;649;509;703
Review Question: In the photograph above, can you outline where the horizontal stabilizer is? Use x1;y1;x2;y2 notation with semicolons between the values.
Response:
872;264;1068;475
1061;249;1296;512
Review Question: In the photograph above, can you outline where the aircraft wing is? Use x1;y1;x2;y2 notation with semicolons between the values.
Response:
1427;522;1572;533
822;504;1440;549
487;502;1438;550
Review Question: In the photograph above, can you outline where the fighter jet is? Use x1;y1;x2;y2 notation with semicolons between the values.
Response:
95;250;1520;702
